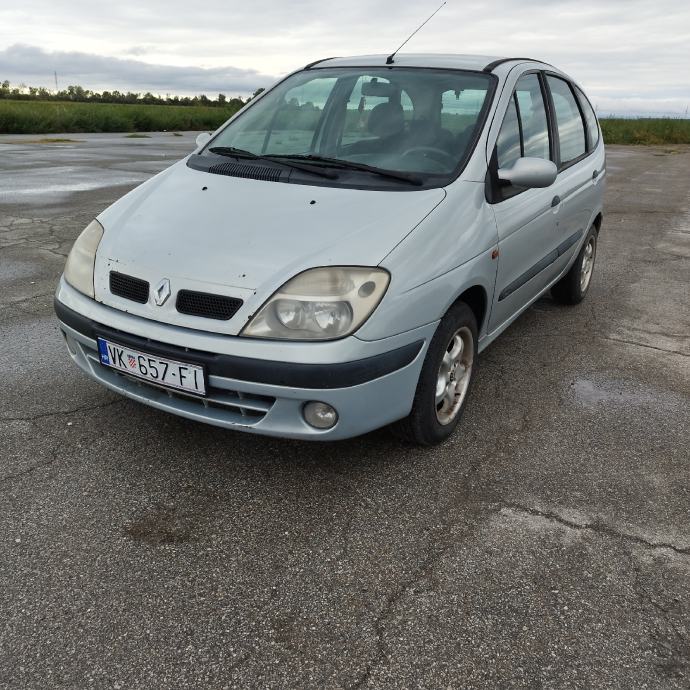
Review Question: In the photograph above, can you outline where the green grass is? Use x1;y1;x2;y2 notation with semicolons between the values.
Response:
0;99;241;134
28;137;83;143
600;118;690;145
1;99;689;145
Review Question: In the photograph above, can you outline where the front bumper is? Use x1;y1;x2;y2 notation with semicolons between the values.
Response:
54;280;436;440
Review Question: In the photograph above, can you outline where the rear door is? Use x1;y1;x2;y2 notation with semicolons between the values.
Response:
543;75;600;272
487;72;560;333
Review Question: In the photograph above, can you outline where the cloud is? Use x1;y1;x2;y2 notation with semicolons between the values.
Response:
0;1;688;113
0;44;277;96
123;46;153;57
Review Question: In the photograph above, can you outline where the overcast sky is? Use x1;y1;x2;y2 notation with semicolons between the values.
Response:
1;0;689;115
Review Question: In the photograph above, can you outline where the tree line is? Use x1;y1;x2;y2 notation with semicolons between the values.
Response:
0;80;265;108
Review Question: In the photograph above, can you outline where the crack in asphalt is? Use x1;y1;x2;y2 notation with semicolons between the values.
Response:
347;519;457;690
36;245;68;260
348;450;488;689
0;446;60;484
605;209;683;215
1;398;124;423
599;336;689;358
349;492;689;688
630;556;689;676
501;503;690;556
500;332;689;358
0;399;126;484
0;291;55;311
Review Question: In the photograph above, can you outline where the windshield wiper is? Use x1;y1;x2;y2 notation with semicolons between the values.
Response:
208;146;259;159
207;146;338;180
270;154;424;186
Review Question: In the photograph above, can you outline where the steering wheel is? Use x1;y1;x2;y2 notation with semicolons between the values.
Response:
401;146;456;167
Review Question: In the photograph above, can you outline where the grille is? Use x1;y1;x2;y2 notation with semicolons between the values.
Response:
84;348;274;424
120;372;273;419
176;290;243;321
208;162;284;183
110;271;149;304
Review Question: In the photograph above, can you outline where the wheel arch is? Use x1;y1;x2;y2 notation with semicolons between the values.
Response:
449;284;488;335
593;212;603;232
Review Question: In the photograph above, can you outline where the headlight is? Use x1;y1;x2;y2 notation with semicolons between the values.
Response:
64;219;104;298
242;267;390;340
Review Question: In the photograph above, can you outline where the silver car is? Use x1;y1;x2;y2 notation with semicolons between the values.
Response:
55;54;605;444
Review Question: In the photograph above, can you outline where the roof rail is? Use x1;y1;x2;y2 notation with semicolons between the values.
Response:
304;57;339;70
483;57;552;73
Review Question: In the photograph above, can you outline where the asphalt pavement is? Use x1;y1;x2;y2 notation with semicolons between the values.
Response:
1;132;688;689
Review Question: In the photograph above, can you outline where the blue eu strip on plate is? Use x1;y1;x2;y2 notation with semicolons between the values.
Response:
97;337;111;365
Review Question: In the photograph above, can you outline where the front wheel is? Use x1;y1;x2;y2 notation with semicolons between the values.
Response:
551;226;598;305
392;301;477;445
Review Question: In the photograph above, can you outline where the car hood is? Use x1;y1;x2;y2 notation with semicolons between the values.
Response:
94;160;446;335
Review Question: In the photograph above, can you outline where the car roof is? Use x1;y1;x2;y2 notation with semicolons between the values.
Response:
306;54;552;73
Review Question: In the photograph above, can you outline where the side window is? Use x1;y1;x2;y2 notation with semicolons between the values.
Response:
514;74;550;160
496;96;521;169
494;73;552;201
546;76;586;164
574;85;600;150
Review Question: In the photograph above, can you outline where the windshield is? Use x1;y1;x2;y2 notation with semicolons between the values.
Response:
204;67;495;182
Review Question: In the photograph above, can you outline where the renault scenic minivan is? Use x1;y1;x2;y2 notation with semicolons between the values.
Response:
55;54;605;444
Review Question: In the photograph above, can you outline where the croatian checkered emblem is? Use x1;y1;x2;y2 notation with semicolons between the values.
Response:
127;354;137;368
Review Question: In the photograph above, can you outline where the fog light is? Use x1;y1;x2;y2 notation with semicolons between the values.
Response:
303;401;338;429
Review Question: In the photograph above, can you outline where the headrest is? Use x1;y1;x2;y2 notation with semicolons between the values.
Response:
368;102;405;137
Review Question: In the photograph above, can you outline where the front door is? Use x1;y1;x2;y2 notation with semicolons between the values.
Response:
488;72;561;333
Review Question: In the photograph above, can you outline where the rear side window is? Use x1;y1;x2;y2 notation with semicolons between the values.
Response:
546;76;586;164
574;85;600;149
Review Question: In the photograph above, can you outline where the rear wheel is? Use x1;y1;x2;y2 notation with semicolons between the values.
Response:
551;226;598;305
392;301;477;445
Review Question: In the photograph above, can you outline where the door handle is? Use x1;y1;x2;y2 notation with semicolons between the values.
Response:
551;195;561;208
592;169;599;180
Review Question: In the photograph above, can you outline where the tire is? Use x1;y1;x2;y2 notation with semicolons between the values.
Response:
551;226;598;305
392;301;478;446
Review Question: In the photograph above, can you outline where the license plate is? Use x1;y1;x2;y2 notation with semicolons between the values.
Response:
97;337;206;396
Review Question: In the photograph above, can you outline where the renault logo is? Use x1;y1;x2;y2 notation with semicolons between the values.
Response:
153;278;171;306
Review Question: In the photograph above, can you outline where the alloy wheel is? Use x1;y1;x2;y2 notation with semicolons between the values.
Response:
435;326;474;425
580;235;596;292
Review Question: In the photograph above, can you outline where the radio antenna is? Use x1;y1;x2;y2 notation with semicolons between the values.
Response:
386;1;447;65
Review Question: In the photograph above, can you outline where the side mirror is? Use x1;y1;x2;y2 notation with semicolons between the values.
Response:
195;132;212;149
498;157;557;189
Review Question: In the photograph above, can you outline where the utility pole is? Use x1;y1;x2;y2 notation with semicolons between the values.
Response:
54;71;58;92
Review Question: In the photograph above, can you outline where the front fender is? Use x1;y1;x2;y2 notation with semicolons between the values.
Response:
357;181;498;341
356;246;496;341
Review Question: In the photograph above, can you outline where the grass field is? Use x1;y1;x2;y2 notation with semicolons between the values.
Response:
0;99;241;134
1;99;689;144
599;118;690;145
